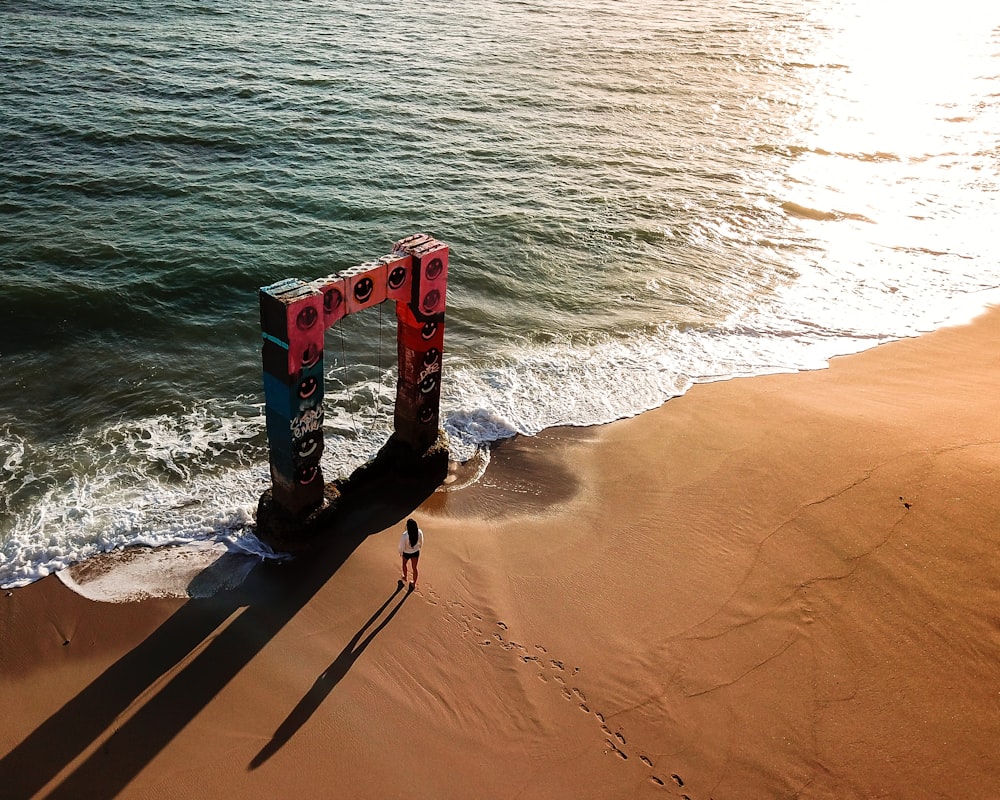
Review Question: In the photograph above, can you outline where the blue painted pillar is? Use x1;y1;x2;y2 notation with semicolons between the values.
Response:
260;279;326;515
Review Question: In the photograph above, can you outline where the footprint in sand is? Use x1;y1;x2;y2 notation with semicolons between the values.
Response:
605;739;627;760
455;614;481;637
474;618;649;769
480;622;669;779
442;601;462;624
478;627;669;789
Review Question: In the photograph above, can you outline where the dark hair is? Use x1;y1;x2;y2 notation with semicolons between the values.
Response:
406;518;419;548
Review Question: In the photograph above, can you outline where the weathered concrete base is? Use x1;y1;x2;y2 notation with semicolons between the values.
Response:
255;430;449;554
343;429;450;486
254;483;342;554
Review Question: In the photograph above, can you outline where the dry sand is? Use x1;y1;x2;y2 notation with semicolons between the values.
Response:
3;308;1000;800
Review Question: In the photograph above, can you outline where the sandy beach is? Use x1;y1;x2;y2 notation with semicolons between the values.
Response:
3;308;1000;800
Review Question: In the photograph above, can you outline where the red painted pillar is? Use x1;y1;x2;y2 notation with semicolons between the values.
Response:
391;235;449;452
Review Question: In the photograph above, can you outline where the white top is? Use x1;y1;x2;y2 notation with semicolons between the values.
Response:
399;528;424;555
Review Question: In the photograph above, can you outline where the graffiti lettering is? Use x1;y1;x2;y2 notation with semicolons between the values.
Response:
417;360;440;386
291;406;324;439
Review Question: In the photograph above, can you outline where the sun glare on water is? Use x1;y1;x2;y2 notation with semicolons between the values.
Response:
765;0;998;325
803;1;996;152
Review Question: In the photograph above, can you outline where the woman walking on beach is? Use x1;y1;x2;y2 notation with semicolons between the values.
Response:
399;518;423;591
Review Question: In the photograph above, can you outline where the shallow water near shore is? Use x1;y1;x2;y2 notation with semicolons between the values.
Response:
2;0;998;587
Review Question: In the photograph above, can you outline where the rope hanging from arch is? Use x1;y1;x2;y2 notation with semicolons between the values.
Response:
334;299;388;439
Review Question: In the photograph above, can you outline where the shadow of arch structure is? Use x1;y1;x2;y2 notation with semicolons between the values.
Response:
257;233;449;546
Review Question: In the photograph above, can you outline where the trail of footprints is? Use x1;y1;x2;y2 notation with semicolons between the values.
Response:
438;591;690;796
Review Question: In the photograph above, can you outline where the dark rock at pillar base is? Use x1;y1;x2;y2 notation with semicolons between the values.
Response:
254;482;341;554
254;430;449;553
343;429;450;486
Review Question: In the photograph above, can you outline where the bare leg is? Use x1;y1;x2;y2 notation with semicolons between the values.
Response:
401;555;408;583
411;555;419;588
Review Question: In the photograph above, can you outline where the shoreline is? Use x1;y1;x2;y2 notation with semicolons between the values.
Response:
3;308;1000;798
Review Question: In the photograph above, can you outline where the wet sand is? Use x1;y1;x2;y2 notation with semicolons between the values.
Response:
2;308;1000;799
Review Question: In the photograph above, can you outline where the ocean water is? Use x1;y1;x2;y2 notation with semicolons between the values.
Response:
1;0;998;588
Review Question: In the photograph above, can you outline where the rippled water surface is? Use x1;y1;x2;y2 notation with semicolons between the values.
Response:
1;0;998;586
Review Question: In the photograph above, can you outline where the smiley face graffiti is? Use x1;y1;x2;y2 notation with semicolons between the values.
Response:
324;286;344;315
298;375;319;400
353;277;374;304
419;373;439;395
295;431;322;460
421;288;441;314
388;266;407;291
295;463;319;485
416;347;441;392
296;305;319;331
425;257;444;281
300;343;321;369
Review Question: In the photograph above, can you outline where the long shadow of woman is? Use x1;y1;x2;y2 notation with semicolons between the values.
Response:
249;583;411;769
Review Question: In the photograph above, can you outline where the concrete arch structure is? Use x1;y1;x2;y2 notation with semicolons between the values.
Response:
259;234;448;517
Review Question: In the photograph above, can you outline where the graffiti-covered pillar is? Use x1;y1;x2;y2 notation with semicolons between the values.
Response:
391;235;448;453
259;279;326;514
